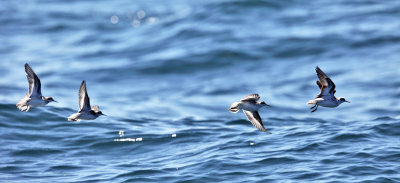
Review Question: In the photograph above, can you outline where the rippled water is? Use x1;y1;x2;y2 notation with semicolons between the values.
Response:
1;0;400;182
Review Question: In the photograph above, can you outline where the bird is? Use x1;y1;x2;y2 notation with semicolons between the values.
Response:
68;80;105;121
229;94;270;132
307;66;349;112
16;63;57;112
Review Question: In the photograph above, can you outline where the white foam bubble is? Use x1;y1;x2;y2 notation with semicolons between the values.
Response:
132;19;141;27
147;17;157;24
119;130;124;137
137;10;146;19
114;138;135;142
110;15;119;24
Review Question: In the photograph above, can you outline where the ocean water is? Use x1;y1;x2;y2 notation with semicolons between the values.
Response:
1;0;400;182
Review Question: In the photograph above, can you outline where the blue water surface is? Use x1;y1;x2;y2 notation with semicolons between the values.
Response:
1;0;400;182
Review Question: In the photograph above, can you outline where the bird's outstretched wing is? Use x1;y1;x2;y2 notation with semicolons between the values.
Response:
25;63;42;98
315;66;336;98
78;80;91;112
240;94;260;102
243;110;267;132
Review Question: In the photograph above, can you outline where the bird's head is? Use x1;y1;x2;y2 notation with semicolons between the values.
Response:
44;97;57;103
96;111;106;116
260;101;270;107
338;97;350;104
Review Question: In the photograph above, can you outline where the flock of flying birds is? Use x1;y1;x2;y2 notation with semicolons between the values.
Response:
229;66;349;132
16;63;349;131
16;64;105;121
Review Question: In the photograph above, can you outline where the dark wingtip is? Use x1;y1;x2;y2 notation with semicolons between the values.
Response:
79;80;88;96
24;63;35;76
80;80;86;87
25;63;31;70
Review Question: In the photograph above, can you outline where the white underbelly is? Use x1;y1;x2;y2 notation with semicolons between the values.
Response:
240;103;260;111
318;99;338;108
28;99;46;107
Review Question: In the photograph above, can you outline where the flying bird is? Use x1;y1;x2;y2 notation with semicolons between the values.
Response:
68;80;105;121
307;66;349;112
229;94;270;132
16;63;56;112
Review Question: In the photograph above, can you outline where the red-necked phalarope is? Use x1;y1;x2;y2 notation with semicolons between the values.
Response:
16;63;56;112
68;80;105;121
229;94;270;132
307;66;349;112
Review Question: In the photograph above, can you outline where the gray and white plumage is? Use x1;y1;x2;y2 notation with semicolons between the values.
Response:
68;80;105;121
229;94;270;132
16;63;56;112
307;66;349;112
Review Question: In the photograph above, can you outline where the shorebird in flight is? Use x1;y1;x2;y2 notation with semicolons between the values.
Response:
68;80;105;121
229;94;270;132
307;66;349;112
16;63;56;112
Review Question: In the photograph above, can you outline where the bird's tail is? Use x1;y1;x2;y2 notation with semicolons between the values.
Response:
229;102;241;113
68;117;81;122
16;100;30;112
16;104;30;112
306;99;317;105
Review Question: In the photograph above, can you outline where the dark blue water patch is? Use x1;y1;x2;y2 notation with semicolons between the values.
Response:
47;165;84;171
120;177;163;183
255;156;300;165
352;152;374;159
319;157;349;165
271;116;329;123
338;165;385;177
81;174;115;183
327;133;370;143
360;177;400;183
136;52;257;75
114;169;165;179
35;22;80;33
47;11;92;21
226;119;251;127
208;0;289;14
373;116;396;121
374;151;400;162
11;148;64;157
293;172;322;180
381;169;399;176
291;142;325;152
0;103;19;111
272;42;328;59
171;28;232;41
371;121;400;136
350;36;400;49
179;118;225;125
0;165;22;173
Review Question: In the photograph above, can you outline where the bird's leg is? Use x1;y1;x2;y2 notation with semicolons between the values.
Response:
310;104;317;109
311;105;318;112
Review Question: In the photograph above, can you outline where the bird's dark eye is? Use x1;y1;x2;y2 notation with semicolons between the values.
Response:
340;98;345;101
